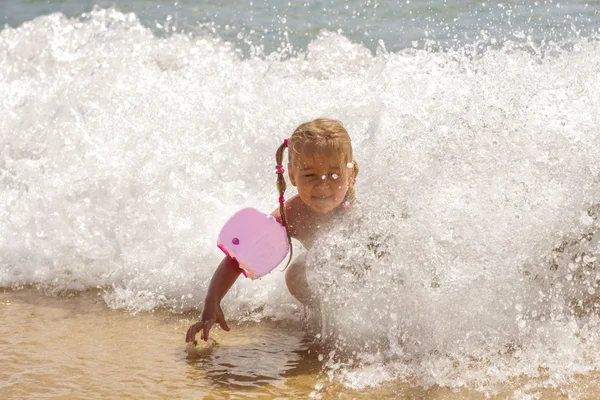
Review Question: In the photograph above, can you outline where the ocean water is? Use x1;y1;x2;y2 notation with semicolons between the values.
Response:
2;0;600;398
3;0;600;53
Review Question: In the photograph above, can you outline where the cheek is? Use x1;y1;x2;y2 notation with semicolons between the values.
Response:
334;183;348;197
336;177;350;191
298;182;314;193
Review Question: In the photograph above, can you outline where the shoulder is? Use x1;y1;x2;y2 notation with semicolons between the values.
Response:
270;195;302;216
270;195;305;235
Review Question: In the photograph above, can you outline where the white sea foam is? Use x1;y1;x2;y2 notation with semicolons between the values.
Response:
1;8;600;395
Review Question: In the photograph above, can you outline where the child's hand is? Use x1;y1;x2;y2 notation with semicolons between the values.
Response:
185;298;231;343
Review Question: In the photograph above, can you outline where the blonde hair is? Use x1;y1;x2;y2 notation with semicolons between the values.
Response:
275;118;359;266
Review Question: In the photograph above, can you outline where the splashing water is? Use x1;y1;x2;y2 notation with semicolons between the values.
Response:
1;6;600;395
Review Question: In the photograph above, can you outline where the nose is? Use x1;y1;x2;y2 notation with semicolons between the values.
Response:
316;178;329;187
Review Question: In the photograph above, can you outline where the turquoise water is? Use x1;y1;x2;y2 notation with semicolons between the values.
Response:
2;0;599;53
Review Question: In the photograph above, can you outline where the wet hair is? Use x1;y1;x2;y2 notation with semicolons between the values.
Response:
275;118;359;266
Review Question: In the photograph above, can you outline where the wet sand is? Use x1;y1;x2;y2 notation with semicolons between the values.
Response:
1;288;600;399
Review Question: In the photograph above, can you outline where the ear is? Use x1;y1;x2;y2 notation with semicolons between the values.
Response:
288;162;297;186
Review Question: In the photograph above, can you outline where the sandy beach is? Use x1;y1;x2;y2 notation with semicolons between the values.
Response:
2;288;599;399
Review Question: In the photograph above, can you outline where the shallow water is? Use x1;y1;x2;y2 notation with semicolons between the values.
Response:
3;288;600;399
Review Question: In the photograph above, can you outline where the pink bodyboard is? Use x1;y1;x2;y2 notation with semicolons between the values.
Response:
217;208;289;279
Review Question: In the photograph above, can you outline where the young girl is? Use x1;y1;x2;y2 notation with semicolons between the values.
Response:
185;118;359;343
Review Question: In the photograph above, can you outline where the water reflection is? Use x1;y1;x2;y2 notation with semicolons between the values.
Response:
185;324;322;395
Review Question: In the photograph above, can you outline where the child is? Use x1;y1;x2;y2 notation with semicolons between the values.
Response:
185;118;359;343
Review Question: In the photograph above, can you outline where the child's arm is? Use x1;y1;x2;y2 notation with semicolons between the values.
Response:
186;201;303;343
185;255;241;342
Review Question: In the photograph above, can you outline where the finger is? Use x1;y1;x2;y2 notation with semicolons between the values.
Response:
202;320;214;342
217;315;230;331
185;323;198;343
217;306;231;331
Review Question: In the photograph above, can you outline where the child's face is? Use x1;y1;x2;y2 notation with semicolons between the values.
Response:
288;144;352;214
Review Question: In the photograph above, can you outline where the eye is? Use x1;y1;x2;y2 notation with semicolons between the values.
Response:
331;173;339;180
